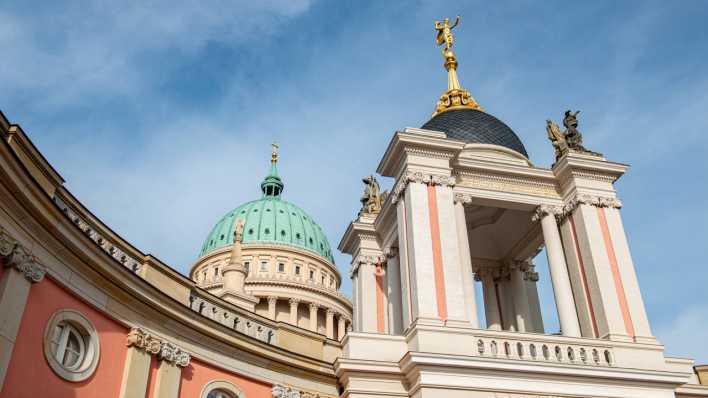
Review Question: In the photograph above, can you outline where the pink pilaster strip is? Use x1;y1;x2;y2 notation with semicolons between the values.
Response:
427;185;448;321
569;215;600;338
375;264;385;333
597;207;635;337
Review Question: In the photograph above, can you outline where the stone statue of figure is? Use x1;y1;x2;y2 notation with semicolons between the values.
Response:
546;119;568;160
359;175;386;216
434;16;460;52
546;110;600;160
562;110;586;151
234;219;244;243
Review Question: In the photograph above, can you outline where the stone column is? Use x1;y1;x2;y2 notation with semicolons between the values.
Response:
308;303;319;332
337;314;347;341
0;230;46;390
454;194;480;328
524;266;545;333
509;262;531;333
497;275;516;331
478;269;501;330
288;299;300;326
325;309;335;339
384;248;403;335
535;206;581;337
267;296;277;320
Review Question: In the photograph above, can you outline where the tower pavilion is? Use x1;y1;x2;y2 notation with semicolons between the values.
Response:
336;16;705;398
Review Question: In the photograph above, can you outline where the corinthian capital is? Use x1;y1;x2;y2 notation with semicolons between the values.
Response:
531;204;563;222
560;193;623;220
126;327;190;367
391;170;456;203
0;227;46;283
453;192;473;204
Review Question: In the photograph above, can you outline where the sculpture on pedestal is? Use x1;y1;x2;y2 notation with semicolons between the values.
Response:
359;175;387;216
546;110;602;160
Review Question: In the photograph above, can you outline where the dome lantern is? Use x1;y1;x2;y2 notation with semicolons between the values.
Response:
261;142;284;198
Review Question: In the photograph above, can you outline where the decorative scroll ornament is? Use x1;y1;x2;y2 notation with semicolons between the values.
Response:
0;227;46;283
391;171;456;203
126;327;190;367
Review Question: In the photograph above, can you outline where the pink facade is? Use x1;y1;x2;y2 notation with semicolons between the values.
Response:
1;277;128;398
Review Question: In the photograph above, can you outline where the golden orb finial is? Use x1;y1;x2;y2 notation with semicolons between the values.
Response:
271;142;279;164
432;16;482;116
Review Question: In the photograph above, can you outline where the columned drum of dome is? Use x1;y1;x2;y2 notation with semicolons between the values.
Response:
421;108;529;157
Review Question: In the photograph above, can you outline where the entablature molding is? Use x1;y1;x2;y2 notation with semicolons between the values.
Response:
455;168;561;200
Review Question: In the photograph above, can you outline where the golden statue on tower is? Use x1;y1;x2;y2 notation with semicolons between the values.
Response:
434;16;460;52
432;16;482;116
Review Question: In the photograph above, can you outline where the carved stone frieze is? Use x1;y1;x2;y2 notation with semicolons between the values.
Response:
0;226;46;283
457;170;560;199
391;170;456;203
126;327;190;367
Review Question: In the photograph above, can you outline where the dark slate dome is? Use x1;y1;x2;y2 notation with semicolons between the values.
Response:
421;109;528;157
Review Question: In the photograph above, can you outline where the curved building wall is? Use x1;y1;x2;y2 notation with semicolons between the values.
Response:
0;113;340;398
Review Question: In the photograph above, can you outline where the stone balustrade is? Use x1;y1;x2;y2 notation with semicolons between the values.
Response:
474;332;614;367
54;195;142;273
189;290;276;345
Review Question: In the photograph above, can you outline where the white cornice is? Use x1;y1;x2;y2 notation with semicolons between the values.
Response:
377;128;464;178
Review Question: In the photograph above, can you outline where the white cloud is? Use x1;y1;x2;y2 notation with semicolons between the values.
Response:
0;0;315;108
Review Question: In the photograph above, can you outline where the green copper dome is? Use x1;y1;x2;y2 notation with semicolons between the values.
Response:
198;154;334;263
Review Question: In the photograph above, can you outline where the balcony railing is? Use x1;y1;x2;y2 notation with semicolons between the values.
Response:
473;332;614;367
189;289;276;345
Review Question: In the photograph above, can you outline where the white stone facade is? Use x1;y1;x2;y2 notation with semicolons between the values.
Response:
337;127;705;398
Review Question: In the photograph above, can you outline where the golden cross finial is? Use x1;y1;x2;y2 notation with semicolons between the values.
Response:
271;142;279;164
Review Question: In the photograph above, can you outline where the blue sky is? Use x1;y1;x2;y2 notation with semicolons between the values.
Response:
2;1;707;363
